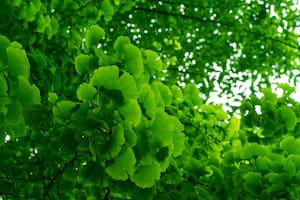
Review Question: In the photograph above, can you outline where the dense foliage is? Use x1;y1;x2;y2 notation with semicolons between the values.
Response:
0;0;299;199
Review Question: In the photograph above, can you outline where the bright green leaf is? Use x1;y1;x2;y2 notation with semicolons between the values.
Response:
114;36;131;51
91;65;119;88
118;72;138;100
118;99;141;126
151;109;176;147
86;25;105;48
7;44;30;79
143;49;162;72
240;143;267;159
131;160;161;188
75;54;90;75
279;106;297;131
105;148;136;180
101;0;114;21
77;83;97;101
15;76;41;107
280;136;300;154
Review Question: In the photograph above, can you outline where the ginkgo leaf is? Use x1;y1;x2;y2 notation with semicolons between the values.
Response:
240;143;267;159
91;65;119;88
280;136;300;154
151;109;176;147
143;49;162;72
77;83;97;101
118;99;141;126
101;0;114;21
130;160;161;188
105;148;136;181
243;172;263;195
0;35;10;65
118;72;138;101
139;84;157;118
101;123;125;158
279;106;297;131
15;76;41;107
123;44;144;77
86;25;105;48
7;44;30;79
114;36;131;51
75;54;89;75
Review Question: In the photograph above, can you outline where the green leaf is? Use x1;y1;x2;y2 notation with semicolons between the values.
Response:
286;160;297;178
101;123;125;158
75;54;90;75
15;76;41;107
0;75;8;114
48;92;58;104
279;106;297;131
53;100;77;124
123;44;144;77
101;0;114;21
183;84;202;107
118;72;138;101
243;172;263;195
118;99;141;126
86;25;105;48
143;49;162;72
77;83;97;101
139;84;157;118
151;109;176;147
261;88;277;105
172;128;185;157
7;44;30;79
131;160;161;188
240;143;267;159
0;35;10;65
280;136;300;154
114;36;131;51
91;65;119;88
105;148;136;181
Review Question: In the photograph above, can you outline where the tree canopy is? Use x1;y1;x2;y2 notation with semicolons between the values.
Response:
0;0;300;199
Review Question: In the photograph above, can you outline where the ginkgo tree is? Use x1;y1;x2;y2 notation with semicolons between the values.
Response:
0;0;300;200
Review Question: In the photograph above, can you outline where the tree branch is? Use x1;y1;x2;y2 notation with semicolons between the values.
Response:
133;6;300;51
43;153;78;200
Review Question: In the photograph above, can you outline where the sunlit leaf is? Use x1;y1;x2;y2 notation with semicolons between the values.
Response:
77;83;97;101
86;25;105;48
75;54;90;75
118;99;141;126
7;44;30;79
105;148;136;180
279;106;297;131
131;160;161;188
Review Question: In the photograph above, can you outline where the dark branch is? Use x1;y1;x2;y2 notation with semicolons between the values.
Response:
43;153;78;200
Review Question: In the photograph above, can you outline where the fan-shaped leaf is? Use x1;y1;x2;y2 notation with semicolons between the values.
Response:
7;44;30;79
105;148;136;181
77;83;97;101
131;160;161;188
75;54;89;75
86;25;105;48
279;106;297;131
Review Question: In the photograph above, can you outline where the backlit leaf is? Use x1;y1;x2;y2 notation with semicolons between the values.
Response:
77;83;97;101
279;106;297;131
131;160;161;188
7;44;30;79
105;148;136;180
15;76;41;107
91;65;119;88
75;54;89;75
240;143;267;159
86;25;105;48
118;99;141;126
